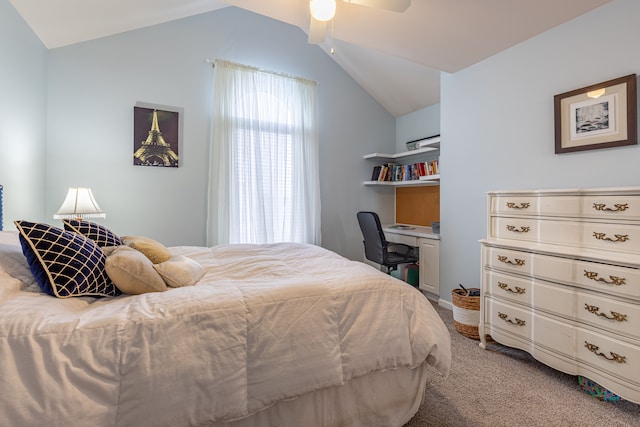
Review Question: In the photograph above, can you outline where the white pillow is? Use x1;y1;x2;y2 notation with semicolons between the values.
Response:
105;246;167;294
153;255;204;288
0;230;19;246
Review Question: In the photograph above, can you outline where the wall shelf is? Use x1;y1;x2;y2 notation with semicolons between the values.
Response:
419;174;440;182
363;176;439;187
364;142;440;187
363;146;437;163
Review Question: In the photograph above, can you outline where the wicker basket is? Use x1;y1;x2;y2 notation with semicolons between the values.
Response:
451;288;480;340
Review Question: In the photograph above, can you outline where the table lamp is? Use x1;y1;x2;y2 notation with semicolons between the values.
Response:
53;187;106;221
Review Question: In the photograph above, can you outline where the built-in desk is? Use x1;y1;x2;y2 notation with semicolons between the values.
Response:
383;225;440;297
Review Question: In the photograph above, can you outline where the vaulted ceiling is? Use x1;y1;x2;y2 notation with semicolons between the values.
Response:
9;0;613;117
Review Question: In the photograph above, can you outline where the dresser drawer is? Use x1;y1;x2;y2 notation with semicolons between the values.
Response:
581;195;640;221
532;310;640;383
483;270;533;306
483;298;532;341
491;195;577;217
491;193;640;221
483;245;640;300
577;329;640;384
490;216;640;254
532;313;640;383
577;293;640;340
483;246;534;275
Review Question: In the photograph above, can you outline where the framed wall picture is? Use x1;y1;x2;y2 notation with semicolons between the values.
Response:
133;105;181;167
554;74;637;154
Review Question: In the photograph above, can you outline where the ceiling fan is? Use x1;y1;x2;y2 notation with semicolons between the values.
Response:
308;0;411;44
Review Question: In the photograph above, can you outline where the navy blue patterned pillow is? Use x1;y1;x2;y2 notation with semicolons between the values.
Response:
14;220;120;298
62;219;122;247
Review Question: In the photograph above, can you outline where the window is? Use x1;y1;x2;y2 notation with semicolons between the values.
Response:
207;60;321;245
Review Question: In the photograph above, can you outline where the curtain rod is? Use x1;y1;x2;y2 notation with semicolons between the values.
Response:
205;58;317;86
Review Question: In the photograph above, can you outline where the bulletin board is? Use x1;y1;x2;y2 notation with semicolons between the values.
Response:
395;186;440;226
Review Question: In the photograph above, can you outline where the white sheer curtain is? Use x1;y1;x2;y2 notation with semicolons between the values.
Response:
207;60;321;246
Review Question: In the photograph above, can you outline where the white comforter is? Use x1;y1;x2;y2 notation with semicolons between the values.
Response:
0;232;451;427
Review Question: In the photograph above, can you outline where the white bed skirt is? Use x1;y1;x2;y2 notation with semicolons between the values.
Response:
213;363;430;427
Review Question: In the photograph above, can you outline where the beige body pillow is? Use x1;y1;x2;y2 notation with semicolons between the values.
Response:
105;246;167;294
154;255;205;288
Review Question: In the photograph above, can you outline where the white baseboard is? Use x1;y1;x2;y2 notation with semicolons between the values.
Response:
421;291;452;311
437;298;453;311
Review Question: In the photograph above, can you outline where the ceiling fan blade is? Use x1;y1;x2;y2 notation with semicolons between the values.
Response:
343;0;411;13
308;17;327;44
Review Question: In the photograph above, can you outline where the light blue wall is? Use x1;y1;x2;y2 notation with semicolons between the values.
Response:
45;7;395;260
440;0;640;303
0;0;47;227
395;103;440;152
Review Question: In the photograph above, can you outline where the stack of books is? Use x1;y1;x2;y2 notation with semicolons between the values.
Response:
370;159;439;182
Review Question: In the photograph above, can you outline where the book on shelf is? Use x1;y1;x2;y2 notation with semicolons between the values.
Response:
429;159;439;175
371;165;382;181
377;165;391;181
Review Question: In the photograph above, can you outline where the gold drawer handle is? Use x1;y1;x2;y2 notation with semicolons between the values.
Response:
593;203;629;212
498;282;526;294
593;232;629;243
506;225;530;233
584;341;626;364
584;270;626;286
497;255;525;266
498;312;526;326
506;202;530;210
584;304;628;322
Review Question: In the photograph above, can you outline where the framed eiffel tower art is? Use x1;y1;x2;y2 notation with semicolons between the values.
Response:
133;105;180;167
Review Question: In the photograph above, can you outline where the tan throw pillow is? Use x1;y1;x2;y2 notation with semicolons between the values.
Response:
153;255;205;288
105;246;167;294
120;235;171;264
101;245;119;256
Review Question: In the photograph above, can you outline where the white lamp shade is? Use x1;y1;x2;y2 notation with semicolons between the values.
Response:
53;187;106;220
310;0;336;21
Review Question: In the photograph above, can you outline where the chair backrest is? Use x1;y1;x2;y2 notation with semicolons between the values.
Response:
356;211;387;265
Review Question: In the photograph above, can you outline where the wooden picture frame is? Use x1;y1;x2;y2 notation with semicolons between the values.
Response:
554;74;637;154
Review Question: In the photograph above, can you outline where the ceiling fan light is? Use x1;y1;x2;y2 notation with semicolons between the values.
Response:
310;0;336;22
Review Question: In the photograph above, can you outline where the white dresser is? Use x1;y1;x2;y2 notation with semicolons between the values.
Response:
479;187;640;404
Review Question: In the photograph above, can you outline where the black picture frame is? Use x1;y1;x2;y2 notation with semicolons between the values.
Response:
133;105;180;167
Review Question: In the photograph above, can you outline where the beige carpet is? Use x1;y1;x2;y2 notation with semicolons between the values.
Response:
404;301;640;427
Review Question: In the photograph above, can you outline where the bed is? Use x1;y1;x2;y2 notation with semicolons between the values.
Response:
0;197;451;427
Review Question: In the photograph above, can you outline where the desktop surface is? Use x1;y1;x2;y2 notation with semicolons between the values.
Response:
383;224;440;240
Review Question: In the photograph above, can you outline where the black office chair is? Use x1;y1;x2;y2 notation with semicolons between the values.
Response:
356;211;418;273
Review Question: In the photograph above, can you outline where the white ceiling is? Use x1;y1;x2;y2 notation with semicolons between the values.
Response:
9;0;613;117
